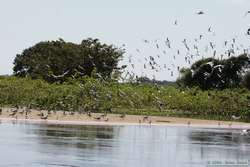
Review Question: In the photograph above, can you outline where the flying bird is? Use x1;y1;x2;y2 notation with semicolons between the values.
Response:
197;11;205;15
174;20;178;25
247;28;250;35
51;70;70;79
208;26;212;32
244;11;250;17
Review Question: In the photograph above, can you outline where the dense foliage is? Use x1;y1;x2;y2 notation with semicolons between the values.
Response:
13;38;124;83
177;54;250;90
1;77;250;122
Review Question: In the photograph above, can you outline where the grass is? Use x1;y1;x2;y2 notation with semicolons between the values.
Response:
0;76;250;122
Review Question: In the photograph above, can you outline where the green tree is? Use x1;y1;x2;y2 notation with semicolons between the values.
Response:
13;38;124;83
178;54;250;89
242;71;250;90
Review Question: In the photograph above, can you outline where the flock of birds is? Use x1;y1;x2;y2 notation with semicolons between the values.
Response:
0;10;250;136
0;106;250;136
0;106;153;125
123;10;250;81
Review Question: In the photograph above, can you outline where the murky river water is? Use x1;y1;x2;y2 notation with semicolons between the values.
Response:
0;122;250;167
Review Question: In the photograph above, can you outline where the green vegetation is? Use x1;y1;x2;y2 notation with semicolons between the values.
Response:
1;76;250;122
177;54;250;90
13;38;124;83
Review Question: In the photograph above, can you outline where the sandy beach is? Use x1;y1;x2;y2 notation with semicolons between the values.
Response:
1;108;250;129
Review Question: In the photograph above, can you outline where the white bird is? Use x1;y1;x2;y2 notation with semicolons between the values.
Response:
241;129;250;136
51;70;70;79
232;115;241;120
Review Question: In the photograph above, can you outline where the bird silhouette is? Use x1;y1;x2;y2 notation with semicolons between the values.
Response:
197;11;205;15
174;20;178;25
244;11;250;17
247;28;250;35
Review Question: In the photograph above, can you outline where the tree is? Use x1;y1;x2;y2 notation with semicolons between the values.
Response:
13;38;125;83
242;71;250;90
178;54;250;89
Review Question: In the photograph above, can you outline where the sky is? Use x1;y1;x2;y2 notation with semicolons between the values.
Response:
0;0;250;80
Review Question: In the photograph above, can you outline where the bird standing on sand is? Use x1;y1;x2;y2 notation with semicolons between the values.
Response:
9;109;17;116
94;116;101;121
120;113;126;119
41;113;48;120
143;116;149;122
87;111;92;117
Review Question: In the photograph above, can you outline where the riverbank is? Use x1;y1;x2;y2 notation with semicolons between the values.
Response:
1;77;250;122
1;108;250;129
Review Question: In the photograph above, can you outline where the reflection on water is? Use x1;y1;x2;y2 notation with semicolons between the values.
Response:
0;122;249;167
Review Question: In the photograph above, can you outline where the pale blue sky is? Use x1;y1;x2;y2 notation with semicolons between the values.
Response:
1;0;250;80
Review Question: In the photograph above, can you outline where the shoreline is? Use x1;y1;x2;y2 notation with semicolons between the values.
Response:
1;109;250;129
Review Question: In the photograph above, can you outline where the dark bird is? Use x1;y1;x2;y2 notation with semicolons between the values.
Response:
174;20;178;25
94;116;101;120
247;28;250;35
208;26;212;32
120;113;126;119
199;35;203;40
209;42;215;49
143;116;149;121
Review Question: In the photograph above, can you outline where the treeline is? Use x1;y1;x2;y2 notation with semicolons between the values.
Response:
12;38;250;90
